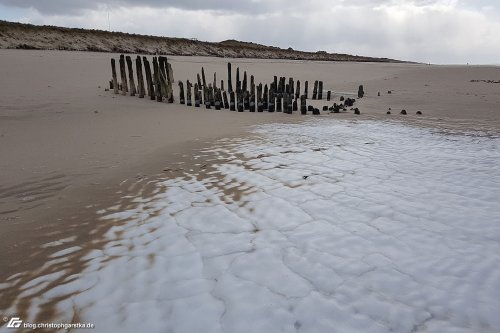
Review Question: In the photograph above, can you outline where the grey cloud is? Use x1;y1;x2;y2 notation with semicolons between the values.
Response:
0;0;295;15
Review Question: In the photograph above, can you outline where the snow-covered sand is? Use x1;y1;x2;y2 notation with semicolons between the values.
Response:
2;119;500;333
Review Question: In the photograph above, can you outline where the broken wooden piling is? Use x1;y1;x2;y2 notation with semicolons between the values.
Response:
227;62;233;93
125;56;137;96
135;56;145;98
179;81;185;104
111;58;119;95
119;55;128;96
186;80;192;106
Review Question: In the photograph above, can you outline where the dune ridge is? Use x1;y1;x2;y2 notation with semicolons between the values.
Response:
0;20;405;62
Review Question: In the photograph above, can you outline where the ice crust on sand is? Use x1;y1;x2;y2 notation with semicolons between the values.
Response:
2;119;500;333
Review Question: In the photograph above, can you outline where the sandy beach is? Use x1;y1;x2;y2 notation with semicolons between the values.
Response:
1;49;500;332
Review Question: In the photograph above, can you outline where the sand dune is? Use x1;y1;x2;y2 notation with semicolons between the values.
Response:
0;20;402;62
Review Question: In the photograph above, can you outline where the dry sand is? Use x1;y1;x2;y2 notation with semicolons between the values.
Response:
0;49;499;297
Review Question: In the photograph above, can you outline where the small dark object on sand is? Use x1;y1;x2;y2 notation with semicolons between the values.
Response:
354;108;360;115
312;108;320;115
387;111;391;115
340;96;344;101
388;90;392;94
377;92;380;96
323;106;328;111
308;105;314;111
416;111;423;115
344;98;355;107
400;109;407;115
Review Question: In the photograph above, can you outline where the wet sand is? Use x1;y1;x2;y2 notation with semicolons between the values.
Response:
1;49;499;318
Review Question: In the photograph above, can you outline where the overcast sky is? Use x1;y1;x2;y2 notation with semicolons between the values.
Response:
1;0;499;64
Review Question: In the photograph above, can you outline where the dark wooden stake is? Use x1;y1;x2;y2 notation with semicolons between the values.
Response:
152;57;162;102
243;71;248;93
143;57;154;100
263;84;269;110
197;73;202;89
300;95;307;114
230;91;236;111
194;83;200;107
125;56;136;96
186;80;192;106
119;55;128;96
236;67;241;94
135;56;145;98
318;81;323;100
312;80;318;100
358;85;365;98
111;58;119;94
227;62;233;93
179;81;185;104
304;81;309;99
201;67;207;88
223;91;229;109
237;92;244;112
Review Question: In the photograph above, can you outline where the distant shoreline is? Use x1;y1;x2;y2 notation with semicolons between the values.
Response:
0;20;408;63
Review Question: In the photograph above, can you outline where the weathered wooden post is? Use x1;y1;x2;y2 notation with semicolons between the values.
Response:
201;67;207;88
197;73;202;89
111;58;119;94
221;80;224;91
300;95;307;114
227;62;233;93
158;56;167;98
312;80;318;100
230;91;236;111
215;88;221;110
178;81;185;104
293;98;298;111
250;75;255;96
326;90;331;101
249;94;256;112
194;83;200;107
165;58;174;103
152;57;162;102
289;78;294;96
167;62;174;83
236;67;241;94
205;86;211;109
243;71;248;93
119;54;128;96
209;84;215;106
135;56;145;98
243;91;250;110
142;57;154;100
283;93;289;113
223;91;229;109
263;84;269;110
213;72;217;90
358;85;364;98
257;84;263;112
268;87;275;112
276;93;282;112
237;92;244;112
318;81;323;100
304;81;309;99
159;56;173;103
186;80;192;106
295;80;300;99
